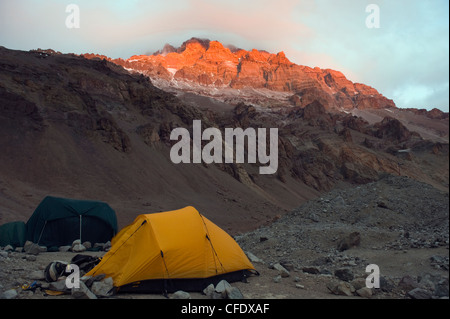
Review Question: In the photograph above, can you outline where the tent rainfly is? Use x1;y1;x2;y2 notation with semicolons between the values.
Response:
87;206;257;294
25;196;118;248
0;221;26;248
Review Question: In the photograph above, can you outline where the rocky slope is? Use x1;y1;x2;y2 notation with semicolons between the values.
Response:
0;46;448;235
1;175;448;300
235;174;449;299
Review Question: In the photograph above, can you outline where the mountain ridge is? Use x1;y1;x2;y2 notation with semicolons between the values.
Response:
83;37;396;111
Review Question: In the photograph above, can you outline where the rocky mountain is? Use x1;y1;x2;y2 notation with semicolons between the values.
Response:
0;44;448;236
83;38;395;110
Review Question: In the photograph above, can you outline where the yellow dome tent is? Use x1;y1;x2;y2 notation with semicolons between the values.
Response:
86;206;257;293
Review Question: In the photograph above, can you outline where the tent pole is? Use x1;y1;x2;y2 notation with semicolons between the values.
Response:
37;220;47;245
79;215;82;243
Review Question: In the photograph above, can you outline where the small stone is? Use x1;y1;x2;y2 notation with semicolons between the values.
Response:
246;252;264;263
84;274;106;288
72;244;86;253
302;267;321;275
49;279;69;292
82;241;92;249
356;287;372;298
215;280;232;297
334;268;354;282
104;241;112;251
336;282;355;296
295;284;305;289
377;201;389;209
407;288;432;299
273;275;282;283
225;286;244;299
28;270;45;280
25;255;37;262
59;246;71;252
23;241;41;255
328;281;355;296
434;278;449;297
72;281;97;299
171;290;191;299
398;275;418;291
380;276;396;293
91;277;114;297
273;263;290;277
203;284;215;298
337;232;361;252
1;289;18;299
350;278;367;291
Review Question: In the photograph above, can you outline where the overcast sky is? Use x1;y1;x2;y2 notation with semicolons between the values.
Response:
0;0;448;111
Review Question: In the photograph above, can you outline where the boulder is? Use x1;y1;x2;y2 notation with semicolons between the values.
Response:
91;277;114;297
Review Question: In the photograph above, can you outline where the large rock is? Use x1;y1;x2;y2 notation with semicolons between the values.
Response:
72;281;97;299
91;277;114;297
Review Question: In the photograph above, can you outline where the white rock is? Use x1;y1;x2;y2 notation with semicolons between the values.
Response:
72;281;97;299
225;286;244;299
72;244;86;252
246;251;264;263
170;290;191;299
1;289;18;299
215;280;232;295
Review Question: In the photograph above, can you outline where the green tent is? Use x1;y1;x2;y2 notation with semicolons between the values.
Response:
0;221;26;248
26;196;118;247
